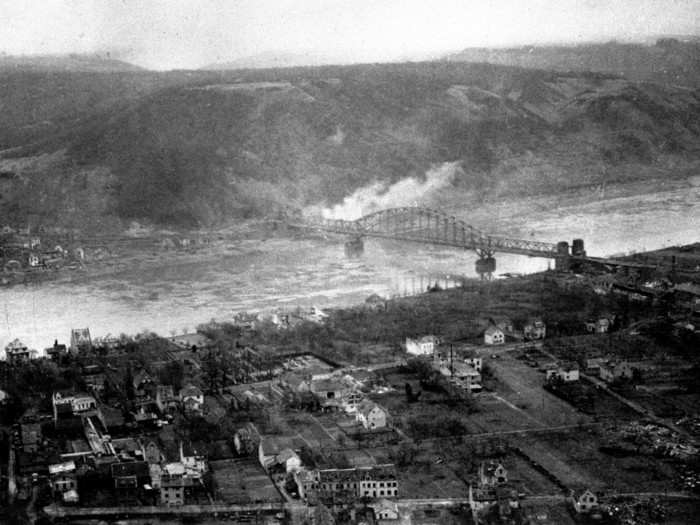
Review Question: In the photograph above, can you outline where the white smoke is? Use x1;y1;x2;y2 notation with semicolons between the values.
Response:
317;162;462;221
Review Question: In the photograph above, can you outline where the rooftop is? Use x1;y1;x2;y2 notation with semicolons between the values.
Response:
49;461;76;475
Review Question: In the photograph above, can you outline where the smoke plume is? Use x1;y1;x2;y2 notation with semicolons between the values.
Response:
316;162;461;221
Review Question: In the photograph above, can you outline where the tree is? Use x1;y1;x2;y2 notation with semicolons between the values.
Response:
202;349;223;394
405;382;421;403
124;363;135;400
159;361;184;390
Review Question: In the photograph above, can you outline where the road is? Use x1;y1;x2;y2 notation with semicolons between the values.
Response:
486;350;589;428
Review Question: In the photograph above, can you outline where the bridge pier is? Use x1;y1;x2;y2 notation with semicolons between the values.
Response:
475;249;496;280
344;236;364;258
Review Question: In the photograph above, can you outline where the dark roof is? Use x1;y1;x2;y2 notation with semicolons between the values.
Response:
111;461;149;478
259;435;303;456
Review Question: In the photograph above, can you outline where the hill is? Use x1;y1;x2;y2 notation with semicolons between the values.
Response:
0;53;144;73
444;40;700;88
201;50;334;71
0;61;699;230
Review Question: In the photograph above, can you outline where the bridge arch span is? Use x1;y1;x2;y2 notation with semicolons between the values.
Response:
289;206;559;259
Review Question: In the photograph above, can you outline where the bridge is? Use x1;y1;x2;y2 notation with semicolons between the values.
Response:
284;207;578;277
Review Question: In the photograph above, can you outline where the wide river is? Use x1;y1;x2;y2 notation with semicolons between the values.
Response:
2;177;699;353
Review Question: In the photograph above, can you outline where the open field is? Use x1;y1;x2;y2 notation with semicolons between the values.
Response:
519;429;685;493
486;352;590;427
615;385;700;421
210;458;282;504
395;462;469;499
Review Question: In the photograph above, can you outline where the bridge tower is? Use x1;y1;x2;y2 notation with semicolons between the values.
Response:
344;236;364;258
475;249;496;280
555;241;570;271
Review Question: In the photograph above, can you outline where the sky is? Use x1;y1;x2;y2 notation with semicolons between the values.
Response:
1;0;698;70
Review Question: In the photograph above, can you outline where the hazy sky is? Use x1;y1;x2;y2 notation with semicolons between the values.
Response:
2;0;698;69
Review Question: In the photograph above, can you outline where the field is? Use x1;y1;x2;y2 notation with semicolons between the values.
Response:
484;352;590;427
519;429;684;493
210;458;283;503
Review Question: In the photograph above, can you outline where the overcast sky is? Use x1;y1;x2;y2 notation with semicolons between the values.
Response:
2;0;698;70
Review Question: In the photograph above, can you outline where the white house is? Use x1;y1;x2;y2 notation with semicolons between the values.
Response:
356;400;388;430
545;362;580;382
464;356;483;371
405;335;439;356
571;489;598;513
52;392;97;422
479;460;508;487
276;448;302;473
523;318;546;340
5;339;32;365
258;436;301;471
370;498;399;520
179;441;207;478
599;360;634;382
484;326;505;345
49;461;77;496
179;385;204;412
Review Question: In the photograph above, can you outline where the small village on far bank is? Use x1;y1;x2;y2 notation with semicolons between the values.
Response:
1;260;699;525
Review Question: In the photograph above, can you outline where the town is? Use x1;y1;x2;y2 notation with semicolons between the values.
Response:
1;250;699;525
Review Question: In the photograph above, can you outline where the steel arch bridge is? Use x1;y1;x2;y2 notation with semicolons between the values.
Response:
287;207;560;259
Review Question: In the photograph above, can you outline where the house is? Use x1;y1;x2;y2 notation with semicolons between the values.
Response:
405;335;439;356
599;360;634;382
5;339;32;365
28;253;41;267
258;435;303;471
307;376;363;412
82;364;105;392
451;362;482;384
484;326;505;345
0;388;7;404
523;318;546;340
545;362;580;382
143;440;162;464
180;441;207;478
111;461;150;502
46;340;68;361
132;369;154;399
479;461;508;487
585;357;607;373
570;489;598;513
156;385;179;414
275;448;302;474
585;317;610;334
70;328;92;353
233;422;262;455
294;469;319;501
358;464;398;499
49;461;78;497
491;316;515;334
364;294;387;311
370;498;399;521
299;464;398;503
356;400;389;430
464;356;483;372
52;392;97;422
160;462;191;506
179;384;204;415
21;421;42;453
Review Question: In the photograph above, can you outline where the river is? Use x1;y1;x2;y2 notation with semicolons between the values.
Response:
1;176;699;353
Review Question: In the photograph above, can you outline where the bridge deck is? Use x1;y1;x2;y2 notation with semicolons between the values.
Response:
288;207;560;259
